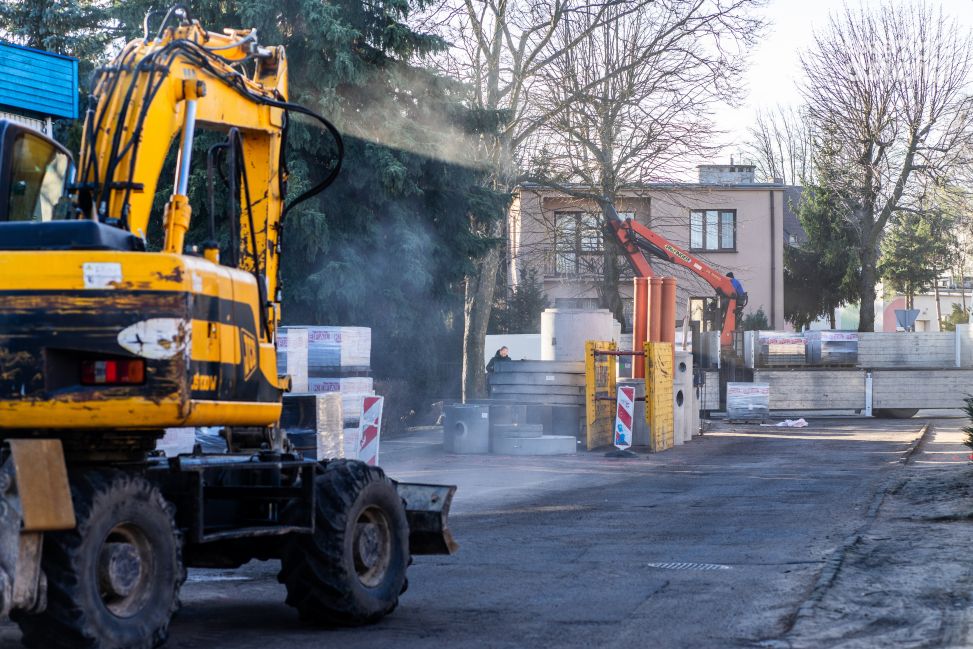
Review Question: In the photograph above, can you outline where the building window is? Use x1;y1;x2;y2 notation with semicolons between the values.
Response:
553;211;603;276
690;210;736;251
551;210;637;276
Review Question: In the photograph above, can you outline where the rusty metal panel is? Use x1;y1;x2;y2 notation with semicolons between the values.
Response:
8;439;75;531
645;342;674;452
584;340;616;450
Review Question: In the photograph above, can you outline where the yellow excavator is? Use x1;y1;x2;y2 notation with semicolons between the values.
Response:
0;6;456;648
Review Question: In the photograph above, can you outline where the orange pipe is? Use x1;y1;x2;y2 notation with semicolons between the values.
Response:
661;277;677;361
648;277;663;343
632;278;649;379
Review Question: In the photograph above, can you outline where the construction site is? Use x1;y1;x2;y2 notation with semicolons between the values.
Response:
1;2;973;649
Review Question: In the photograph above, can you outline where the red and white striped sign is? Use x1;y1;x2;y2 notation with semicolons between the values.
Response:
356;395;384;466
614;385;635;450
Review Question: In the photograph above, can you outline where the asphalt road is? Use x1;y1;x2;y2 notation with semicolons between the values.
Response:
2;417;971;648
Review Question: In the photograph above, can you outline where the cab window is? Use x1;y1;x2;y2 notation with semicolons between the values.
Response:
7;131;70;222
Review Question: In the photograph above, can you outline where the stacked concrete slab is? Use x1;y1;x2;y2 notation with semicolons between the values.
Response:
872;370;973;409
857;332;954;368
753;369;867;411
487;361;585;440
488;360;585;404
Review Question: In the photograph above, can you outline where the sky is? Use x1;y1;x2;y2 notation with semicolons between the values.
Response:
712;0;973;165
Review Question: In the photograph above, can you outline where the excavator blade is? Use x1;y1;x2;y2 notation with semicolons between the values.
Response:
395;482;458;555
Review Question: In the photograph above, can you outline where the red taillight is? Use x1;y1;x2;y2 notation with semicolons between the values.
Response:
80;359;145;386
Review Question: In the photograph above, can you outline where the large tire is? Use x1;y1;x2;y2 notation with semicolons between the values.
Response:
13;469;184;649
874;408;919;419
278;459;409;626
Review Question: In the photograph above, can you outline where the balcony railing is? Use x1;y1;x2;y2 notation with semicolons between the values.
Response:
539;251;635;279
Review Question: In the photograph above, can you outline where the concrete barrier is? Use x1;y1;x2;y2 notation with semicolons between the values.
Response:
700;370;720;411
753;369;866;410
956;325;973;368
872;370;973;409
674;351;693;444
857;332;955;368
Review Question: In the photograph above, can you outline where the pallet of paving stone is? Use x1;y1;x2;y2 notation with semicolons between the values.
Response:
726;382;770;422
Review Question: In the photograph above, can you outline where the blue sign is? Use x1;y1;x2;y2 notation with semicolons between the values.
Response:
0;42;78;119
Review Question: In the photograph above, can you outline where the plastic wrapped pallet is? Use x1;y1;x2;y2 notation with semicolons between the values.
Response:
280;326;371;374
805;330;858;366
276;328;309;392
343;427;360;460
756;332;806;367
726;383;770;421
306;377;374;424
280;393;344;460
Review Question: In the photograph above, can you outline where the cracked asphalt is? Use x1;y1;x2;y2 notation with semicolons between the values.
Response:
2;416;970;648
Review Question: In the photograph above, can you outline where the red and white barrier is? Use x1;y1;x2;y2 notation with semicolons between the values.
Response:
354;395;383;466
614;385;635;450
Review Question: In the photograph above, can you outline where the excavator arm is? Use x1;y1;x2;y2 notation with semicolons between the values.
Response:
603;203;745;348
75;8;340;339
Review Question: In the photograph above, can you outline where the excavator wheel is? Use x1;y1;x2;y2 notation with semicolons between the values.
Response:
13;469;184;649
278;459;409;626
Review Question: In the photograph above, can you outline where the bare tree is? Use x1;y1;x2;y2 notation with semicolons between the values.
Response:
745;106;814;185
524;0;763;325
801;2;973;332
418;0;657;399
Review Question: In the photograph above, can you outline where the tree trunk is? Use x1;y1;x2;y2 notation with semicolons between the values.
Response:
599;243;626;330
934;279;943;331
829;308;836;329
858;249;878;332
462;245;502;401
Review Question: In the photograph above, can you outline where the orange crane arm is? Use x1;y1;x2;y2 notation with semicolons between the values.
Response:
602;203;744;347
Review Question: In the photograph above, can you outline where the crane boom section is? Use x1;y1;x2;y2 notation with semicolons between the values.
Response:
603;203;742;347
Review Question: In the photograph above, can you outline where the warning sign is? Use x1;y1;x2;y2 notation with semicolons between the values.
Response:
614;385;635;450
356;395;384;466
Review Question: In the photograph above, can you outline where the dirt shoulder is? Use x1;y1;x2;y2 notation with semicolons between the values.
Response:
767;421;973;649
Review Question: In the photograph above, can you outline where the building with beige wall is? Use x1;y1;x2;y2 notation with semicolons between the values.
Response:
508;164;792;333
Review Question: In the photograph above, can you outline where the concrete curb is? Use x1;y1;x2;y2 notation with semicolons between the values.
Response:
900;422;933;465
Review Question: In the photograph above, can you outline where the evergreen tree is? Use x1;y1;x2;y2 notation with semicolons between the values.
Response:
489;268;550;334
741;307;770;331
942;303;969;332
878;209;957;310
102;1;505;407
784;184;860;330
0;0;112;61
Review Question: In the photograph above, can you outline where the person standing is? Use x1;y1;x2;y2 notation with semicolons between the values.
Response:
726;272;745;298
486;346;511;374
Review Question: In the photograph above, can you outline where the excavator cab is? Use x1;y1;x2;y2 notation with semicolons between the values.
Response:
0;122;72;223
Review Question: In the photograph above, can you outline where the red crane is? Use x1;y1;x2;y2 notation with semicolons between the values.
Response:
602;203;746;348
